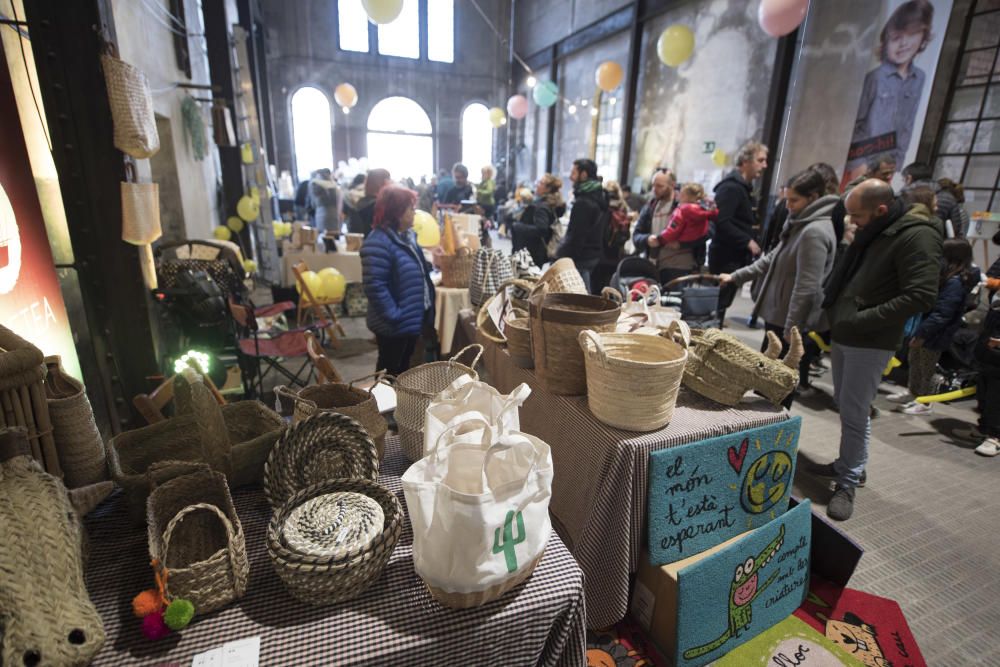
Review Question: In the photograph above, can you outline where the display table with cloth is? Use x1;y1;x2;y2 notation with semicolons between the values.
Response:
435;286;472;355
83;436;587;666
280;247;362;286
462;313;788;629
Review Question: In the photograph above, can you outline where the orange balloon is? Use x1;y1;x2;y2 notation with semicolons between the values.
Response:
595;61;624;92
334;83;358;109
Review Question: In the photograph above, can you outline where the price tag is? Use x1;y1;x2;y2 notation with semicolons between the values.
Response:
192;637;260;667
486;289;510;339
630;580;656;631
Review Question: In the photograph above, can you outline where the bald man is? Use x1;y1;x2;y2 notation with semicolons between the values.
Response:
811;178;942;520
632;169;679;282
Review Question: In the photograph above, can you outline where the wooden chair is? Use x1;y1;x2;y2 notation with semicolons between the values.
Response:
292;260;346;348
133;372;226;425
303;330;344;384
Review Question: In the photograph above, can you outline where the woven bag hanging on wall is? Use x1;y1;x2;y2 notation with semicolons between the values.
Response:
100;52;160;159
121;162;162;290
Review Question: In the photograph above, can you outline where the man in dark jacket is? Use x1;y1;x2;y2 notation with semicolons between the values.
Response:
632;168;678;282
811;179;942;521
710;141;768;324
558;158;607;292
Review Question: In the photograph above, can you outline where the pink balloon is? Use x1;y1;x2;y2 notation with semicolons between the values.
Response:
507;94;529;120
758;0;808;38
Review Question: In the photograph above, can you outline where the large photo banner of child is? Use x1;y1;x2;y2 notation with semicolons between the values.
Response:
841;0;953;190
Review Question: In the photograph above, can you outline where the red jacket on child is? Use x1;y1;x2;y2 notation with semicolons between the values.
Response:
658;203;717;245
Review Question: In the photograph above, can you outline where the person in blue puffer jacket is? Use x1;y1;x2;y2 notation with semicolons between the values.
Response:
360;184;435;375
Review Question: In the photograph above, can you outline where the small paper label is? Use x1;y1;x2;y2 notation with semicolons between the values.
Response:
487;289;509;339
193;637;260;667
631;580;656;631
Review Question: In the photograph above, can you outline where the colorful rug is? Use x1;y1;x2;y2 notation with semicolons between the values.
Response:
587;617;669;667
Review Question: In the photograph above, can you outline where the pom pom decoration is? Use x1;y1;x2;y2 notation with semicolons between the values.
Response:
132;589;164;618
141;611;172;641
163;598;196;631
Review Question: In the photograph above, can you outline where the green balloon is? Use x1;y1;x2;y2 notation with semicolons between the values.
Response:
532;80;558;108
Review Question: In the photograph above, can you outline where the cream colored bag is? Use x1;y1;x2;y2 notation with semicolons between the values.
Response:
423;377;531;459
101;54;159;159
121;163;162;289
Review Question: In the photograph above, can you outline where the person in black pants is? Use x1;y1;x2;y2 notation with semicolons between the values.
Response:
709;140;768;325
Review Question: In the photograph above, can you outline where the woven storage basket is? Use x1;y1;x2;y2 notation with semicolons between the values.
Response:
275;374;388;461
529;293;619;395
147;466;248;614
579;325;690;432
533;258;587;296
394;344;483;462
683;329;768;406
476;293;507;344
263;412;378;510
438;246;475;288
267;478;402;605
505;315;533;369
345;233;364;251
0;432;106;665
0;325;58;477
44;356;107;488
100;53;159;158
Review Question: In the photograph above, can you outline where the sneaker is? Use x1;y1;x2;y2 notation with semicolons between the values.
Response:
974;437;1000;457
887;389;914;404
901;402;933;416
806;461;866;487
827;484;856;521
870;405;881;420
954;426;985;442
796;385;821;399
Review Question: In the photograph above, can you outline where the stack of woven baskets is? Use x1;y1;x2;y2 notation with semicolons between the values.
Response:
263;412;402;605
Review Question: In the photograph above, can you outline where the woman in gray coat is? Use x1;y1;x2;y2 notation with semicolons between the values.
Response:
720;169;838;405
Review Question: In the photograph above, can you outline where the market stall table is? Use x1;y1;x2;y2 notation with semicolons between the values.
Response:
281;248;362;286
463;313;788;629
435;286;472;355
83;436;587;666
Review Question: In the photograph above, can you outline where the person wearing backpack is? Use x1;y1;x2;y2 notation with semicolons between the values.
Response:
557;158;608;292
591;180;632;294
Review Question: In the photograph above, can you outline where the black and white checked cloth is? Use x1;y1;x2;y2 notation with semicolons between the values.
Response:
84;436;586;666
474;328;789;629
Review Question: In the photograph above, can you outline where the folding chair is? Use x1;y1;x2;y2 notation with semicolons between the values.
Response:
133;372;227;424
228;299;315;399
304;330;344;384
292;260;347;348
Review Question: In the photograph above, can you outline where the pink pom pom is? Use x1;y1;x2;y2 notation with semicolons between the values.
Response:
141;610;171;641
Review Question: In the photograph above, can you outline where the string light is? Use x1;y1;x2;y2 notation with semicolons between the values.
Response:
580;99;588;107
568;104;577;114
342;106;351;114
609;97;617;105
590;107;599;117
526;75;537;88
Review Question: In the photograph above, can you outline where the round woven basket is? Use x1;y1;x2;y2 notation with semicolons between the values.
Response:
533;258;587;296
529;293;619;395
267;478;402;605
147;467;248;615
438;247;475;288
280;491;384;558
44;356;106;488
395;344;482;462
683;329;764;406
476;295;506;344
579;326;689;432
263;412;378;510
505;316;533;368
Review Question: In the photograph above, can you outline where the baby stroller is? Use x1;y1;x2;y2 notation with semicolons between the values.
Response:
608;256;659;298
663;274;722;329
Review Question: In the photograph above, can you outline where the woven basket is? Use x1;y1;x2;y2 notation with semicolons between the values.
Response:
438;247;475;288
476;294;507;344
529;293;619;395
44;356;107;488
275;375;388;461
426;551;545;609
0;433;106;665
505;316;533;369
0;325;58;477
533;258;587;296
100;53;159;158
506;277;537;312
147;467;249;615
268;478;402;605
263;412;379;510
579;326;690;432
394;344;483;462
345;233;364;251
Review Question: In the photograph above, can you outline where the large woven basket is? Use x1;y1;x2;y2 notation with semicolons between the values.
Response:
44;356;106;488
579;325;690;432
0;431;106;665
529;293;619;395
394;344;483;462
683;329;766;406
263;412;379;510
147;466;248;615
267;478;402;605
438;246;475;288
505;315;533;369
0;325;58;477
533;258;587;296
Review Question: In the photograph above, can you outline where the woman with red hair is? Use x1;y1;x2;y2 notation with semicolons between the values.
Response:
360;184;435;375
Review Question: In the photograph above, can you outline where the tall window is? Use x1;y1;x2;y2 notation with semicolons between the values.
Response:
428;0;455;63
290;87;334;182
337;0;369;53
461;103;493;176
595;93;624;182
378;0;419;59
367;96;433;181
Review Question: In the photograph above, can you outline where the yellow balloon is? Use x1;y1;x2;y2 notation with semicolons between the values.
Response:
237;195;260;222
334;83;358;108
488;107;506;129
250;186;261;204
413;209;440;248
242;259;257;274
283;222;294;237
317;267;347;300
240;143;254;165
712;147;728;167
657;24;695;67
296;270;322;300
213;225;232;241
227;216;245;233
361;0;403;24
595;61;624;92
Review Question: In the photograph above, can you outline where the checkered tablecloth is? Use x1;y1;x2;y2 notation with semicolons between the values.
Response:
468;323;788;629
84;436;587;666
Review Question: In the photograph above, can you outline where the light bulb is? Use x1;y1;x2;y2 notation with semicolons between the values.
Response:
581;99;588;107
568;104;577;114
342;106;350;114
609;97;617;105
590;107;599;117
526;75;537;88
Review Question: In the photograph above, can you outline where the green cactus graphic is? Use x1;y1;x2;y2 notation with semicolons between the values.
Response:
492;510;526;573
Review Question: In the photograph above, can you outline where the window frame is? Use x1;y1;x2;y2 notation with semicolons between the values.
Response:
366;96;435;182
460;100;495;176
288;84;336;184
335;0;371;54
335;0;454;65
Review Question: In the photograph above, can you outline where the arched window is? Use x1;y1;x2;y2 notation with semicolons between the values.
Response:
461;103;493;178
367;96;433;182
290;86;334;182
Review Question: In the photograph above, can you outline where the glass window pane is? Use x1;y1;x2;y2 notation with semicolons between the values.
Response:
428;0;454;63
986;85;1000;117
367;96;432;133
948;86;986;120
461;103;493;174
973;119;1000;152
968;12;1000;49
338;0;369;52
965;155;1000;187
941;121;978;153
290;87;333;182
990;193;1000;213
964;188;993;212
366;132;433;182
958;48;996;85
934;156;966;180
377;0;419;59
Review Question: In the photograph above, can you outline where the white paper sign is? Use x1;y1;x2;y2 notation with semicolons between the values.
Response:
192;637;260;667
630;580;656;632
